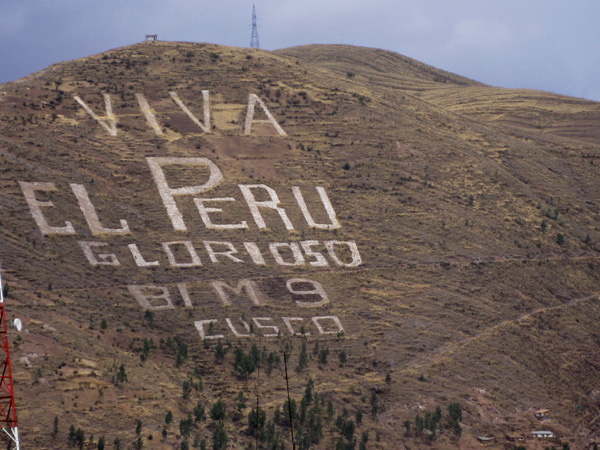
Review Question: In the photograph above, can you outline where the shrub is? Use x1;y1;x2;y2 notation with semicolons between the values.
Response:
182;380;192;400
211;399;227;422
297;342;308;372
116;365;127;384
180;416;193;438
194;402;206;422
370;390;378;417
215;342;226;363
212;424;228;450
233;348;255;378
318;348;329;365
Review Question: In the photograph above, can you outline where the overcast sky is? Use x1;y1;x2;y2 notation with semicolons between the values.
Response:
1;1;599;101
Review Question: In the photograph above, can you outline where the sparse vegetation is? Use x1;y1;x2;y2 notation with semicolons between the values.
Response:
194;401;206;422
233;346;256;378
210;399;227;422
448;403;462;436
0;41;597;450
370;390;378;417
297;342;308;372
182;379;192;399
212;424;228;450
67;425;85;449
115;364;127;384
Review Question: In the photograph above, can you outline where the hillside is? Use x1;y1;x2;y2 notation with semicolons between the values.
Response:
0;41;599;450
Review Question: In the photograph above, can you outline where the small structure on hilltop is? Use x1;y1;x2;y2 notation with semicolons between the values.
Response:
505;432;524;442
534;408;550;420
145;34;158;41
531;430;556;439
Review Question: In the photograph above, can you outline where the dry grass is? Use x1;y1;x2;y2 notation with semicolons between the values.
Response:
0;41;599;449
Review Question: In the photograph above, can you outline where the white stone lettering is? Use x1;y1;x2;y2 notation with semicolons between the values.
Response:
128;244;160;267
79;241;120;266
312;316;344;334
226;318;251;337
325;240;362;267
128;284;174;311
162;241;202;267
203;241;244;263
243;242;266;265
193;197;248;229
239;184;294;230
135;93;163;135
300;240;328;267
147;157;223;231
19;182;76;235
244;93;286;136
286;278;330;307
73;94;118;136
192;316;345;339
282;317;309;336
210;279;263;306
177;283;193;308
70;184;130;235
292;186;341;229
194;319;224;340
169;91;211;133
269;242;305;266
252;317;279;337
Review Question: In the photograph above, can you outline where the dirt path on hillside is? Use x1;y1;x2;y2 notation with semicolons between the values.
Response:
403;291;599;372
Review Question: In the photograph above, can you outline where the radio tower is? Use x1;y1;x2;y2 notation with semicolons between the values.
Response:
0;264;19;450
250;5;260;49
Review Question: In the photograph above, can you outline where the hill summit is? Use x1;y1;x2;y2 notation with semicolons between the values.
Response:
0;41;599;449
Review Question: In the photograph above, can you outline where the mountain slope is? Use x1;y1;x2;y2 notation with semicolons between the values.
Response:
281;44;600;146
0;41;599;449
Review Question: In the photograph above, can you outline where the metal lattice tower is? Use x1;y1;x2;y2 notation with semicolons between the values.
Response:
250;5;260;49
0;264;19;450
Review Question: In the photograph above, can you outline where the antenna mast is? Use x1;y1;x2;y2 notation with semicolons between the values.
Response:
0;264;19;450
250;5;260;49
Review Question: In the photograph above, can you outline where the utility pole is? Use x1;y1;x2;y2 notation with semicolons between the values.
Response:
0;263;20;450
250;5;260;49
283;353;296;450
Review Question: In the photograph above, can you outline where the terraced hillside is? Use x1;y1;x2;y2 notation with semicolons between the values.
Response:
0;41;599;449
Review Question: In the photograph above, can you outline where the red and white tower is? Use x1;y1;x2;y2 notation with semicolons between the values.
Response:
0;263;20;449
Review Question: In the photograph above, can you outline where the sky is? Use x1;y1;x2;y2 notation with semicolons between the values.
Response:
1;0;599;101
